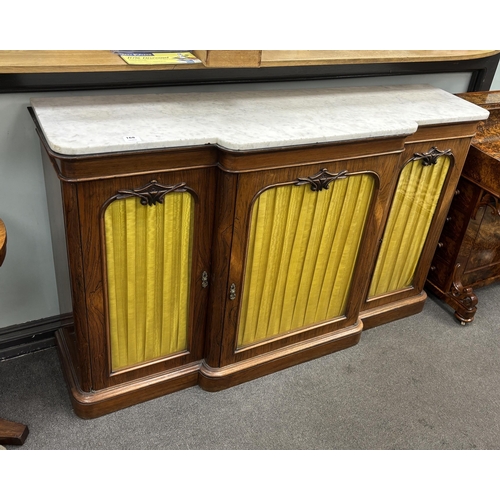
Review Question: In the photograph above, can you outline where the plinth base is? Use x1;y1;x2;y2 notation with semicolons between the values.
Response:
56;292;427;418
360;291;427;330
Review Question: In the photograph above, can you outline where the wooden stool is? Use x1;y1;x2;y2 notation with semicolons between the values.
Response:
0;218;29;446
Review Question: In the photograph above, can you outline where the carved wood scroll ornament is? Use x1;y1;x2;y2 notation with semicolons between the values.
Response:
295;168;348;191
115;180;189;206
413;146;452;166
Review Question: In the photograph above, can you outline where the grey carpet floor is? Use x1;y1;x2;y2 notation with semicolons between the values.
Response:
1;283;500;450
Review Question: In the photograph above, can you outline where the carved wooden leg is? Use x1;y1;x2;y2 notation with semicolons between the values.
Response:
426;263;478;325
451;291;478;325
0;418;29;446
450;265;478;325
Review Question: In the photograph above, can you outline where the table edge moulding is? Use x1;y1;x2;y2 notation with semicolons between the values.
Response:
29;84;489;418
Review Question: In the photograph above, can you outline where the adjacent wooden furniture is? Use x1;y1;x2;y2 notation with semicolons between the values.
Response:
30;86;487;418
0;218;29;446
427;91;500;324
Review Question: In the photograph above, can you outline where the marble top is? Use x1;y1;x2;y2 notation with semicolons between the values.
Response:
30;84;490;155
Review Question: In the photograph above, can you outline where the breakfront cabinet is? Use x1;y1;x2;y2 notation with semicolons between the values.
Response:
30;86;488;418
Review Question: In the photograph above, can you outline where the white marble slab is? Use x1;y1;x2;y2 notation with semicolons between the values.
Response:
30;84;489;155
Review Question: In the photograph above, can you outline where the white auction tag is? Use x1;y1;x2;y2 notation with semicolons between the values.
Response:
123;135;142;143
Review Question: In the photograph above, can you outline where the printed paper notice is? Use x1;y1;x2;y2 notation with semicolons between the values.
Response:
114;51;201;65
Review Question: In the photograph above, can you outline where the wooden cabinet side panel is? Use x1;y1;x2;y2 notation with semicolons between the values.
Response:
76;180;108;388
40;147;72;315
60;181;93;392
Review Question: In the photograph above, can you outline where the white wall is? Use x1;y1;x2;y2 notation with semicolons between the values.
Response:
0;70;494;328
0;94;60;326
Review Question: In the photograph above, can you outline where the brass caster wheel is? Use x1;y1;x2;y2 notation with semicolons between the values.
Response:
460;321;466;326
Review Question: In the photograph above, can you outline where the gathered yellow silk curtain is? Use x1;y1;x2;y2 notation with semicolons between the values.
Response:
368;155;451;297
104;193;194;371
237;174;375;348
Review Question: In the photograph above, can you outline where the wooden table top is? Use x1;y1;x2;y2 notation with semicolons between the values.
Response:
0;50;203;73
0;50;498;73
260;50;500;67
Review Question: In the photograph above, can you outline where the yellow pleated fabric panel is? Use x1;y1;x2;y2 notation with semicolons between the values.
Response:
237;174;375;348
104;193;194;371
368;155;451;297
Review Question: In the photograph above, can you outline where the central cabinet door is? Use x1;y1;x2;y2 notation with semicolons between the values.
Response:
215;151;401;372
236;174;374;347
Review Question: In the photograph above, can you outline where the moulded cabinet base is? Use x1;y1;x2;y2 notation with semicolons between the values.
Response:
57;292;431;418
56;294;431;419
199;322;363;392
360;291;427;331
55;328;201;419
57;323;363;417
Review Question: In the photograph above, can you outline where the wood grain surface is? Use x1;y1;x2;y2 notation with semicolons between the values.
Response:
1;50;498;73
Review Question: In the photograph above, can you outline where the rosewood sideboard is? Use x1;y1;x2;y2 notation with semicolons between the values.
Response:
427;90;500;324
29;85;488;418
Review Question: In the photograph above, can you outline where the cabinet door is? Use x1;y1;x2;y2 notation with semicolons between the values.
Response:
75;167;215;390
217;155;395;367
363;138;472;314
